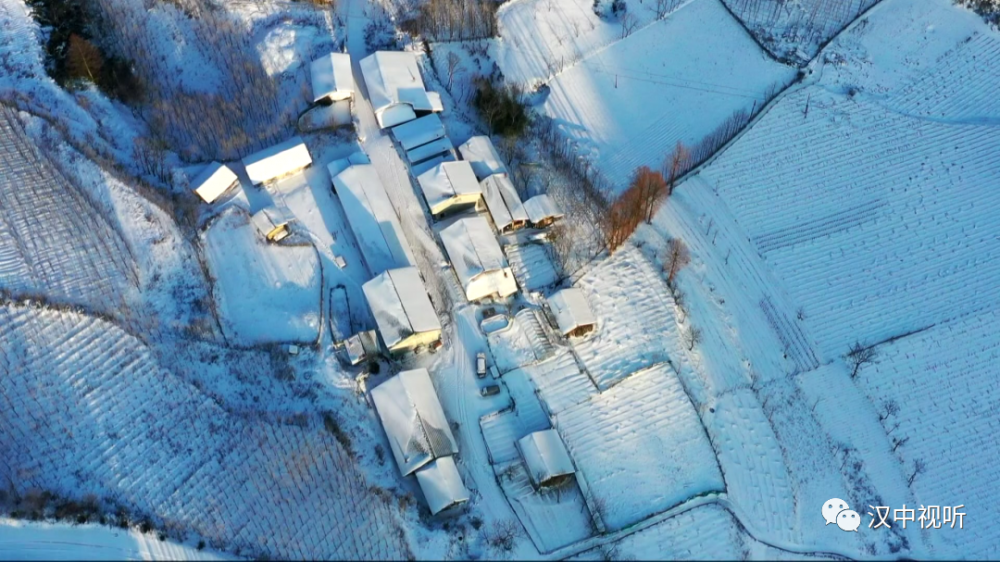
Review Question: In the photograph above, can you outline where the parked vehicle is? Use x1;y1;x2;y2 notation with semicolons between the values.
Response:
481;384;501;397
476;352;487;378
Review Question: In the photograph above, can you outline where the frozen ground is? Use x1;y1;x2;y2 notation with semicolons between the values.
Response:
540;0;796;189
0;519;231;561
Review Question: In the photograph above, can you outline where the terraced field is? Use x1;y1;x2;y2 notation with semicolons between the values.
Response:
0;106;136;313
0;303;408;560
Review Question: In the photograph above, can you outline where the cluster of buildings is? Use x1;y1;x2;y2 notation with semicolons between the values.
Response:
186;47;589;516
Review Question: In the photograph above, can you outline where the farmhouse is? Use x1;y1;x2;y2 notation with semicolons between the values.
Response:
310;52;354;104
392;114;453;166
481;174;529;233
359;51;443;129
417;161;483;218
250;206;292;243
440;217;518;301
332;164;416;276
370;368;459;477
517;429;576;489
457;135;508;180
523;194;564;228
548;287;597;337
414;457;470;515
242;136;313;186
190;162;238;204
363;266;442;354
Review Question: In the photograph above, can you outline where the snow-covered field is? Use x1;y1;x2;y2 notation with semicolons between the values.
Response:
0;302;409;560
203;208;322;344
0;519;230;561
540;0;795;189
555;363;723;531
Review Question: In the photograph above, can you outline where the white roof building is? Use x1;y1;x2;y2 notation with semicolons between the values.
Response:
481;174;529;233
242;136;312;186
458;135;508;180
359;51;443;129
440;217;518;302
392;113;446;151
548;287;597;337
517;429;575;488
251;206;292;242
363;267;442;353
370;368;458;477
415;456;470;515
523;194;564;228
417;161;483;217
333;164;416;276
310;52;354;103
191;162;238;203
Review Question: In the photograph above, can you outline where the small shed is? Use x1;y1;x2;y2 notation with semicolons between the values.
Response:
310;52;354;104
392;113;446;151
548;287;596;337
415;456;470;515
344;330;379;365
191;162;238;204
517;429;575;489
481;174;529;233
370;368;458;476
417;161;483;218
363;266;442;354
523;194;564;228
407;137;454;166
333;164;416;275
251;206;292;242
440;217;518;302
242;136;313;186
457;136;508;181
359;51;443;129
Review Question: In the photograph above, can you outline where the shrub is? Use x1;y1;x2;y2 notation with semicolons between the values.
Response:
473;77;529;137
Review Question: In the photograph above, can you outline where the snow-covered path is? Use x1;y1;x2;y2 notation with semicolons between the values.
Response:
340;2;532;555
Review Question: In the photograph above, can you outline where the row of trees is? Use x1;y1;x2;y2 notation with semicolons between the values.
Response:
604;142;689;252
403;0;498;42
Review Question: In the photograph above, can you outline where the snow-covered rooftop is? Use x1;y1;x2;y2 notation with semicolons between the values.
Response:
363;267;441;351
458;135;508;180
416;161;482;216
242;136;312;186
191;162;238;204
392;113;446;151
250;206;291;239
440;217;518;301
523;194;564;226
481;174;528;232
414;456;470;515
310;52;354;103
407;137;453;166
359;51;443;128
548;287;596;336
517;429;575;486
333;164;415;276
370;368;458;477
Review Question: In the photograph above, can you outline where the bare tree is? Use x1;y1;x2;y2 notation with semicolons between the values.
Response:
907;459;925;486
664;141;690;198
684;325;703;351
654;0;677;19
65;34;103;83
664;238;690;286
846;341;878;379
620;12;639;38
633;166;667;224
877;399;899;423
446;51;463;91
481;519;522;557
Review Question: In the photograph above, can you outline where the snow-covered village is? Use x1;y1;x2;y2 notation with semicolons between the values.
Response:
1;0;998;558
